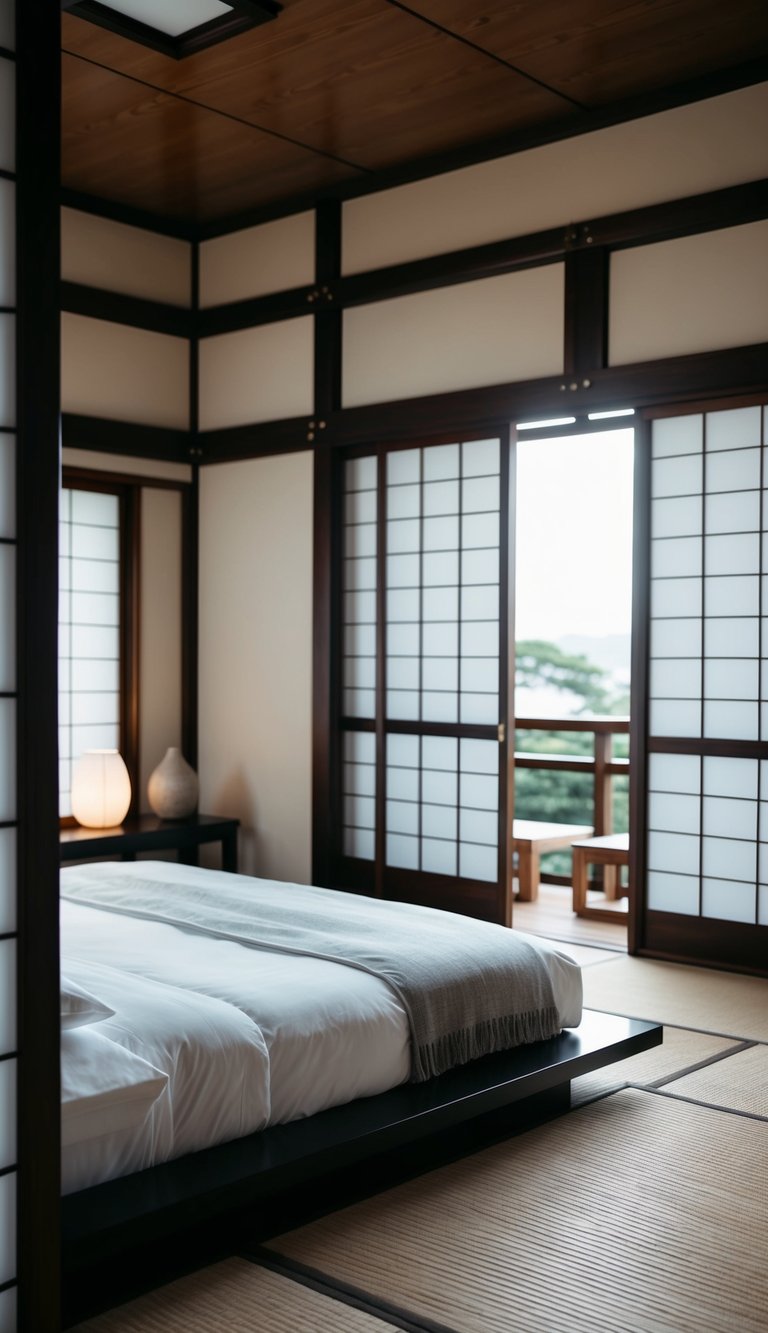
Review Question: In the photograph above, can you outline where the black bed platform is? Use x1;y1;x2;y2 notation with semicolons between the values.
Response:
62;1009;661;1321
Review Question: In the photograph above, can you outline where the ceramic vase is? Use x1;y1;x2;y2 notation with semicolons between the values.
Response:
147;746;199;820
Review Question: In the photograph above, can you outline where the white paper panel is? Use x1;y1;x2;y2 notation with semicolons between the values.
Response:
344;688;375;718
422;736;457;771
650;576;701;618
651;454;702;499
647;791;700;835
702;835;756;882
200;211;314;307
460;693;498;724
704;659;758;701
610;220;768;365
647;830;700;875
0;1170;15;1288
759;886;768;925
423;480;458;517
342;266;564;408
387;733;419;768
649;699;700;737
460;807;498;846
422;661;459;695
345;731;376;765
703;700;758;741
0;56;13;173
387;690;420;720
647;871;699;915
459;842;497;881
342;86;768;273
387;765;418;802
61;208;191;306
702;796;757;841
0;699;14;822
0;436;14;540
705;490;760;536
347;456;376;492
422;769;457;806
345;659;376;692
648;752;701;794
421;838;456;876
652;415;702;458
704;575;758;617
704;617;758;657
388;484;420;521
705;532;760;576
62;314;189;429
387;833;419;870
0;938;15;1056
706;448;761;495
651;536;701;578
387;799;419;836
651;496;702;540
424;443;460;480
704;755;758;800
344;761;375;796
649;658;700;699
421;804;456;840
0;314;15;428
0;828;14;936
701;878;756;923
0;544;13;692
0;179;13;309
650;618;701;657
199;318;313;429
345;490;376;525
0;1058;14;1171
706;405;762;451
388;657;420;689
343;827;374;861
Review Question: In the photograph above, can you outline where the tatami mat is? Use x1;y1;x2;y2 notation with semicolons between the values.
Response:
664;1042;768;1118
71;1259;393;1333
581;955;768;1040
270;1090;768;1333
536;939;622;968
571;1023;743;1105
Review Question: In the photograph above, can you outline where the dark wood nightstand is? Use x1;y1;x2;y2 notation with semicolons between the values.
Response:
59;813;240;872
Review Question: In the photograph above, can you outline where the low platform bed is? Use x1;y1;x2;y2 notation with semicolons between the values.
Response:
59;861;661;1319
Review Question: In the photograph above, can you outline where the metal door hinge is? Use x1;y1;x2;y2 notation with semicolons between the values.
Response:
498;722;505;743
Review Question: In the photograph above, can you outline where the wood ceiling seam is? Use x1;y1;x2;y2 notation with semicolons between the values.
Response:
61;46;375;176
385;0;589;111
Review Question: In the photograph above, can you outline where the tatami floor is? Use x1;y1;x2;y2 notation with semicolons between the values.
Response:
73;947;768;1333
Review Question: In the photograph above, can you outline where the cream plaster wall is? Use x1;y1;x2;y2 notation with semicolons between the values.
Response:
61;208;191;307
200;211;315;307
199;451;313;884
609;219;768;365
61;313;189;429
199;318;313;429
342;83;768;273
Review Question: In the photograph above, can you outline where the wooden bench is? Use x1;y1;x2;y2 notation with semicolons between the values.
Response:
572;832;630;920
512;819;593;901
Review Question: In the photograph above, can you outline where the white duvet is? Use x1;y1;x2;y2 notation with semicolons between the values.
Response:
60;861;582;1194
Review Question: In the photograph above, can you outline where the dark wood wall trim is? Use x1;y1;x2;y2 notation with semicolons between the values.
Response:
61;281;194;337
183;244;200;768
62;413;192;464
195;57;768;239
121;486;141;816
15;3;62;1328
641;915;768;976
200;417;313;464
313;201;342;422
311;447;340;887
628;417;651;955
564;247;609;378
194;180;767;338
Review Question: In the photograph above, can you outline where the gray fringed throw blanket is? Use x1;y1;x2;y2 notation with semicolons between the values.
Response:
61;868;561;1082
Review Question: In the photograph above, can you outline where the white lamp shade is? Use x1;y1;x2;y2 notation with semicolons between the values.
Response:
71;750;131;829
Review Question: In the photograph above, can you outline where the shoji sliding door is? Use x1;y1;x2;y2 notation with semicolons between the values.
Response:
336;433;513;924
634;400;768;972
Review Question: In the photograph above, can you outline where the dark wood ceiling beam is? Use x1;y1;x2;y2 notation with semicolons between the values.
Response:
61;413;192;463
61;281;194;336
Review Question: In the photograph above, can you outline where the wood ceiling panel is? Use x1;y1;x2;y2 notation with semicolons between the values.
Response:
62;1;576;178
62;53;364;221
403;0;768;105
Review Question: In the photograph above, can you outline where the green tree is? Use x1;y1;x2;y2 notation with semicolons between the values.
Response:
514;640;629;874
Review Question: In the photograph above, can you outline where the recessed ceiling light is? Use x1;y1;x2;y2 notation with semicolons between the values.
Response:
61;0;280;58
516;417;577;431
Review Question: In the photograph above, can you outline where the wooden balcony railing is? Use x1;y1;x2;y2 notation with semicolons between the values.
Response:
515;716;630;886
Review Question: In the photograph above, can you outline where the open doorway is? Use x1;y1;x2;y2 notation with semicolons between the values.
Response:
512;420;635;946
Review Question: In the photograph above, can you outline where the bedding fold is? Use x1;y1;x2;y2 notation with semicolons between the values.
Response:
61;863;562;1081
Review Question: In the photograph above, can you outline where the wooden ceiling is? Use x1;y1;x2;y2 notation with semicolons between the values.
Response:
61;0;768;230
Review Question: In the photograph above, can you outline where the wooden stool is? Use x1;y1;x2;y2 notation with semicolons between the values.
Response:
571;833;630;920
512;819;593;901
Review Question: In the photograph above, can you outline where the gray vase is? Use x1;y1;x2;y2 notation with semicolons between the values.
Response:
147;746;199;820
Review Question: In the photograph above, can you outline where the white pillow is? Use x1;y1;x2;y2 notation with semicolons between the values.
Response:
60;975;115;1030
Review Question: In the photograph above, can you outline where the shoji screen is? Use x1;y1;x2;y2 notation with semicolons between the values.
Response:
0;11;17;1325
338;435;513;924
638;401;768;971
